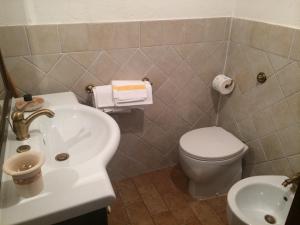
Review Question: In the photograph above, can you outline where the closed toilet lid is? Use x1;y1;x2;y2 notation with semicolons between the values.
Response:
179;127;247;161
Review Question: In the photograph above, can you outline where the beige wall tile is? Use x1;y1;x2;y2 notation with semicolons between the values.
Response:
88;51;119;84
245;47;273;77
144;96;168;122
108;151;147;178
287;92;300;123
170;61;195;89
185;17;227;43
144;66;167;92
0;26;29;57
253;162;274;175
258;75;284;107
271;158;293;177
198;43;227;84
48;55;85;88
142;46;182;75
141;20;185;46
260;133;284;160
4;57;44;94
230;18;253;44
271;100;297;130
155;79;179;106
36;76;68;95
288;154;300;173
290;30;300;61
174;44;197;60
113;49;152;81
26;25;61;55
72;72;103;100
24;54;61;73
59;24;89;52
268;53;292;72
106;48;137;66
69;51;98;69
203;17;228;42
266;24;294;57
252;108;276;137
88;22;139;50
184;19;206;43
142;124;176;154
174;91;204;125
277;62;300;97
249;21;269;50
278;125;300;156
245;140;266;164
237;117;257;142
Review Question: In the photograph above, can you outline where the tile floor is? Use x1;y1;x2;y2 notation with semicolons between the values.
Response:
108;166;228;225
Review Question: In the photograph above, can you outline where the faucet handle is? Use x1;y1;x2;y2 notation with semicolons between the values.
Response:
11;111;25;121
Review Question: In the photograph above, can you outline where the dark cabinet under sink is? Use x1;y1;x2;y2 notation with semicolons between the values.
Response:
285;187;300;225
55;208;108;225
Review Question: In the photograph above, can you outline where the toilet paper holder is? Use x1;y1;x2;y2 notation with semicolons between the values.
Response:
225;80;234;89
85;77;153;94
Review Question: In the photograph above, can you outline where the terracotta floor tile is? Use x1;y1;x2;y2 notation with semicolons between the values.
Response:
171;207;202;225
206;196;227;214
190;201;224;225
163;192;189;211
149;169;179;195
111;166;229;225
126;201;155;225
132;173;153;189
206;196;228;224
170;165;189;192
152;211;179;225
137;184;168;215
116;179;142;205
219;211;229;225
108;203;131;225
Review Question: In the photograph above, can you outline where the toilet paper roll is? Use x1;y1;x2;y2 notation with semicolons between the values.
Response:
212;74;235;95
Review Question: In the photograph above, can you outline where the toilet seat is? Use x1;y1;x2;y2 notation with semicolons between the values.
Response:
179;126;247;161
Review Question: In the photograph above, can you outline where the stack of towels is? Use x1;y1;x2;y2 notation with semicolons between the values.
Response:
93;80;153;110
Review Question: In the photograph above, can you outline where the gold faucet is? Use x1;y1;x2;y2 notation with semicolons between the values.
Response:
11;109;55;140
282;172;300;191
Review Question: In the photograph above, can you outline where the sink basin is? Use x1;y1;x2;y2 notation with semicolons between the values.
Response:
227;176;295;225
39;105;119;166
0;93;121;225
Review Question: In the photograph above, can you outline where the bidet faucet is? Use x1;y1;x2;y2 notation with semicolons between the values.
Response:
282;172;300;191
11;109;55;140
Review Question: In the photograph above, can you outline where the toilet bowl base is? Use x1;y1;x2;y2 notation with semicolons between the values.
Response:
186;161;243;199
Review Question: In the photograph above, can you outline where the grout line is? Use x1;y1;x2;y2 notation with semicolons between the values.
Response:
56;24;63;53
288;29;297;59
216;17;234;126
23;25;32;56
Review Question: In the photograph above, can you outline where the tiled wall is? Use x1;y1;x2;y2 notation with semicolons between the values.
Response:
0;18;230;180
219;18;300;177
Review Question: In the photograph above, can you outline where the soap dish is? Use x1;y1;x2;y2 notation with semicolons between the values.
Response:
15;97;44;112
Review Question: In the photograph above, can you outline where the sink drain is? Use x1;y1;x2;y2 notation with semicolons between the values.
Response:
55;153;69;161
265;215;276;224
16;145;31;153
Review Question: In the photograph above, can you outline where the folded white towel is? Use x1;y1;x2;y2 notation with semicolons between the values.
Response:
112;80;147;103
92;85;114;108
114;81;153;107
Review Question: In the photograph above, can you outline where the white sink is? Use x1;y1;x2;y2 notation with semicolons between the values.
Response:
39;105;120;167
227;176;295;225
0;92;121;225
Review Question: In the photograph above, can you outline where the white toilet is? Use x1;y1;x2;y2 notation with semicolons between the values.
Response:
179;126;248;199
